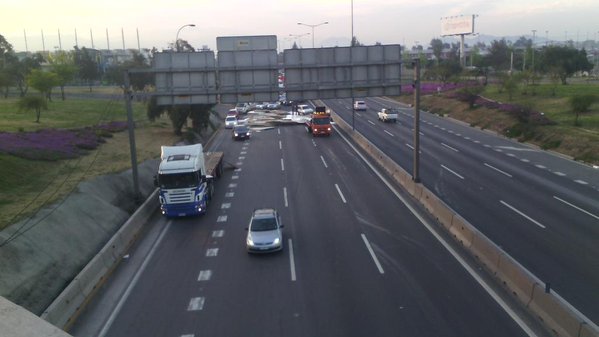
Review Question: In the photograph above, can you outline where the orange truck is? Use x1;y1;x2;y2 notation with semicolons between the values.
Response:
306;106;332;136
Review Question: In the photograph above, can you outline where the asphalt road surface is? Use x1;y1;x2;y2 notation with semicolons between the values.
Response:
324;97;599;324
71;106;548;337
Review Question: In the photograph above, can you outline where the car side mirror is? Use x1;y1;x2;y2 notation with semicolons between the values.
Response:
279;224;284;228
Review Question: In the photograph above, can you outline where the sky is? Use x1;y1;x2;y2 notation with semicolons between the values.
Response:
2;0;598;52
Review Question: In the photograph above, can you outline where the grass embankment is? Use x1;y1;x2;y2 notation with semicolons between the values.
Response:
0;92;179;230
396;82;599;164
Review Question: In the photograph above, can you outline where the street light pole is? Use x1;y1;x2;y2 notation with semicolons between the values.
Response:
176;24;196;52
297;21;329;48
532;29;536;73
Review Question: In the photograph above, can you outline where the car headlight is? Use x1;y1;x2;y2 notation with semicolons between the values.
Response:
273;238;280;245
234;133;239;136
247;237;254;246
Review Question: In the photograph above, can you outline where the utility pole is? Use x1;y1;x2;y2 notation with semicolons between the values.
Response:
124;71;141;202
413;58;421;183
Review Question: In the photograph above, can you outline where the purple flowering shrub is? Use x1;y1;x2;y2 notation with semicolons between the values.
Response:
0;121;129;161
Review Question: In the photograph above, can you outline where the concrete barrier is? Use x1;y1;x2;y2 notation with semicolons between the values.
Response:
325;102;599;337
448;214;475;249
419;188;454;229
529;285;591;337
469;231;502;272
41;189;159;329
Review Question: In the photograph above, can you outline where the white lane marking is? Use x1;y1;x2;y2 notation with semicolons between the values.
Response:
474;140;480;144
240;151;247;155
232;175;239;180
335;183;347;203
484;163;513;178
206;248;219;256
553;172;566;176
235;161;243;166
456;133;462;137
283;187;289;207
181;334;194;337
238;156;245;160
495;149;503;153
98;221;173;337
234;168;242;172
441;143;459;152
225;192;234;198
277;128;280;135
368;120;375;125
500;201;546;229
384;130;394;137
221;203;231;209
574;180;588;185
320;155;328;168
441;165;465;180
289;239;297;281
506;153;516;157
361;234;385;274
356;112;362;117
312;139;317;147
484;144;492;148
520;158;530;163
554;196;599;220
464;136;471;140
281;158;285;171
188;297;205;311
333;127;541;337
217;215;227;222
228;183;238;189
279;140;282;150
406;143;414;150
411;129;424;136
535;164;546;169
198;270;212;281
212;230;224;238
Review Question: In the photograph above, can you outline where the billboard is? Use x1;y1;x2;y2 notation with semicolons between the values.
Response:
441;15;474;36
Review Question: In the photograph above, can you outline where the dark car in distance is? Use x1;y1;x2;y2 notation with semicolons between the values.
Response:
232;124;251;140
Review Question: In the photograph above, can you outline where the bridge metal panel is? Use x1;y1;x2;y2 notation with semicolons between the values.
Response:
284;45;402;100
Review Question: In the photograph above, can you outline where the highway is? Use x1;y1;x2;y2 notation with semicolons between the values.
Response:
70;107;544;337
324;97;599;324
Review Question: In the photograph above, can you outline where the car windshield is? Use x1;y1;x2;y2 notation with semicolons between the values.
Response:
158;172;199;189
234;126;249;132
226;117;236;121
251;217;278;231
312;117;330;125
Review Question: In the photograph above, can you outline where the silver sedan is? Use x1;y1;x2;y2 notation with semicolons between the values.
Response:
246;208;284;253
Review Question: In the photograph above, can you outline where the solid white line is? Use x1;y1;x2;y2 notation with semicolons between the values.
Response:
98;221;172;337
334;184;347;203
384;130;394;137
289;239;297;281
500;200;546;229
320;155;328;168
553;196;599;220
441;143;459;152
283;187;289;207
281;158;285;171
361;234;385;274
441;164;464;180
368;120;375;125
333;127;540;337
484;163;513;178
279;140;282;150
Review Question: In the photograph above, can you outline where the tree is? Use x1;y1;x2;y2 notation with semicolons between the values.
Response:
28;69;60;101
189;104;215;131
538;46;594;84
351;36;363;47
104;51;153;91
18;95;47;122
498;73;520;100
74;47;100;91
50;63;76;100
569;95;596;126
430;38;444;64
484;39;512;71
9;53;44;97
291;41;299;49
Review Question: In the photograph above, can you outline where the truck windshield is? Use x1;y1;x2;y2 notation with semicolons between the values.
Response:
312;117;330;125
159;172;199;189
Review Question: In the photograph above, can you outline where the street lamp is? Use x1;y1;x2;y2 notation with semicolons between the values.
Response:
175;24;196;52
289;33;310;48
297;21;329;48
